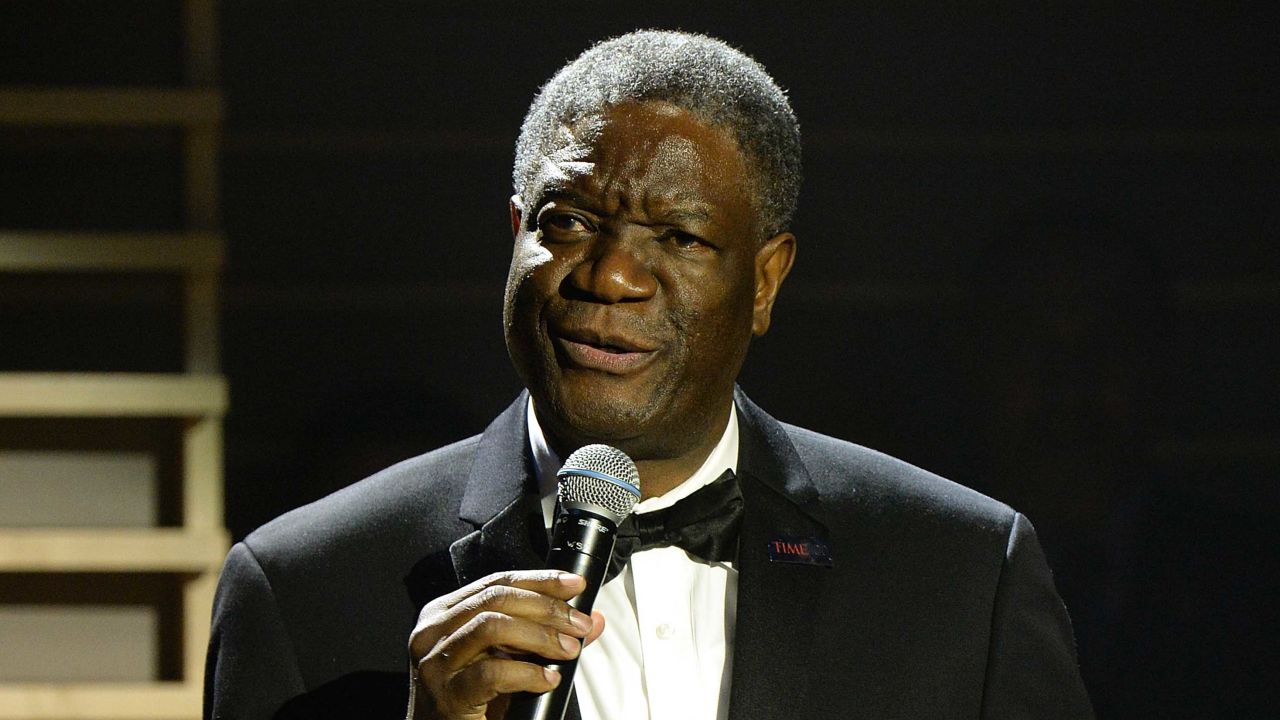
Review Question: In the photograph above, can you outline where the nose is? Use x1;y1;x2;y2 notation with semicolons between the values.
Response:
565;233;657;303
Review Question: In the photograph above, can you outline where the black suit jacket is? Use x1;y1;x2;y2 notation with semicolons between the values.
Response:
205;391;1093;719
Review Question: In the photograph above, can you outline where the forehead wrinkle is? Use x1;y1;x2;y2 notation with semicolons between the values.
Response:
561;172;702;223
584;136;716;220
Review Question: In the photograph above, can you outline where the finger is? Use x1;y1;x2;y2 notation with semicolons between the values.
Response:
410;571;584;650
433;571;586;614
411;582;592;660
433;611;581;675
453;583;593;636
439;656;561;714
582;610;606;647
505;570;588;600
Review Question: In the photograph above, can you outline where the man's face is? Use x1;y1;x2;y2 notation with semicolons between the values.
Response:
504;101;793;462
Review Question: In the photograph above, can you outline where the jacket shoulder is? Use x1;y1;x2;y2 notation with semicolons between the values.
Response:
781;422;1015;532
243;433;482;565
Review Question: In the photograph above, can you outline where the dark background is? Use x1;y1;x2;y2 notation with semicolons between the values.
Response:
2;2;1277;717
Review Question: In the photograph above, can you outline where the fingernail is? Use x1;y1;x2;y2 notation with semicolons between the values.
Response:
558;573;582;587
559;632;579;653
569;610;592;633
544;667;561;686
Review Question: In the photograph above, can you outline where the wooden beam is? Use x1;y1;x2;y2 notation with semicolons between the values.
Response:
181;572;219;685
0;682;199;720
0;374;227;417
182;417;224;530
182;0;220;86
183;127;220;231
0;529;227;572
184;273;221;372
0;89;222;126
0;232;223;272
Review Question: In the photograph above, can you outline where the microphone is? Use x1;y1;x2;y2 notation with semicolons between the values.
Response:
506;444;641;720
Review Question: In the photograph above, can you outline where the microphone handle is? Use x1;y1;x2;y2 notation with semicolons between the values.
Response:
505;508;616;720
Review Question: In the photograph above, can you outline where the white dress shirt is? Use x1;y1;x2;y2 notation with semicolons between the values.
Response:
528;400;740;720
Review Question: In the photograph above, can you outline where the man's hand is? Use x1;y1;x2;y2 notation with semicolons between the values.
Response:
407;570;605;720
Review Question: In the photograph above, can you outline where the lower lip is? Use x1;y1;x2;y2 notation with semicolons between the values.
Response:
556;338;656;374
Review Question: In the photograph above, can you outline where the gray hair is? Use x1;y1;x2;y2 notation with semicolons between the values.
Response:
513;30;802;238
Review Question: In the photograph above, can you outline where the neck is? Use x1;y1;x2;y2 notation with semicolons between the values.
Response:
634;451;720;500
543;402;734;501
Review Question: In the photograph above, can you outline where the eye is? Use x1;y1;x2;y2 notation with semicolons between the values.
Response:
662;229;708;250
538;210;594;240
545;214;585;231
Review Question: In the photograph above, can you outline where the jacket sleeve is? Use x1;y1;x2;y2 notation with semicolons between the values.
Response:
204;542;308;720
980;513;1095;719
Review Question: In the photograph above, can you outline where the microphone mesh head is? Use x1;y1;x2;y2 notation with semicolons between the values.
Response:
557;444;641;522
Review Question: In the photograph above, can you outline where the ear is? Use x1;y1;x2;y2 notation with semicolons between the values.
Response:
752;232;796;336
509;195;525;238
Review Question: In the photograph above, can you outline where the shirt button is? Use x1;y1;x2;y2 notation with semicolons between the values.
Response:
655;623;675;640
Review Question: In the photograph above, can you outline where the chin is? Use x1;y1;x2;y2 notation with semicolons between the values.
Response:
542;391;720;465
551;391;655;439
535;384;655;446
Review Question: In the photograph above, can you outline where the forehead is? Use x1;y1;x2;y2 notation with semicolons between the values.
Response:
538;102;755;222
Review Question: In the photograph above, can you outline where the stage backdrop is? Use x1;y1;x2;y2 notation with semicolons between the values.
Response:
1;4;1276;718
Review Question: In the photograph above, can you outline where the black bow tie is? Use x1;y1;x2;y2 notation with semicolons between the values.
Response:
606;469;744;582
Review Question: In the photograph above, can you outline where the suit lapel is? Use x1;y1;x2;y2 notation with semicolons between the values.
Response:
727;391;832;720
447;497;545;586
449;393;545;585
443;394;584;720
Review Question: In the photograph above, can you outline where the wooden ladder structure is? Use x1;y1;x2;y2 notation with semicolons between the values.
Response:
0;2;227;718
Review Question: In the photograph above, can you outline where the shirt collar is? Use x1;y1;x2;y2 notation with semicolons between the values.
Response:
528;398;740;529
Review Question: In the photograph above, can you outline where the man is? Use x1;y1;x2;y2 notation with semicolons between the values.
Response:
206;31;1093;719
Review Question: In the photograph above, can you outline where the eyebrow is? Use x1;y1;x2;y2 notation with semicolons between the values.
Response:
652;206;713;224
538;188;596;210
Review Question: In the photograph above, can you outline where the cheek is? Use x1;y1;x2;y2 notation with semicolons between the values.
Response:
668;273;754;353
682;269;758;359
503;233;555;330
